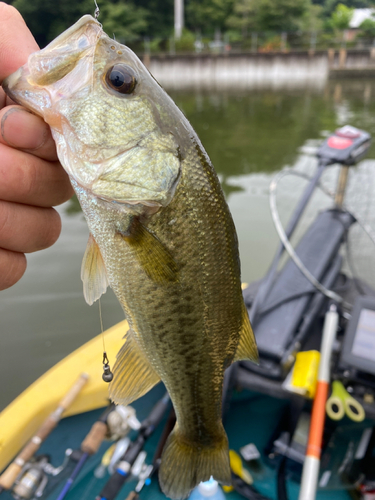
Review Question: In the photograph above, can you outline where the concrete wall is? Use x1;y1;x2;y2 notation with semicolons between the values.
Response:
146;49;375;90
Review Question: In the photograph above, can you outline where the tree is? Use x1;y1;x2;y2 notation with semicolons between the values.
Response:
256;0;311;31
227;0;311;33
297;3;324;31
7;0;169;46
11;0;94;47
321;0;372;18
329;3;354;30
133;0;174;38
186;0;235;34
360;16;375;37
226;0;259;35
100;2;149;43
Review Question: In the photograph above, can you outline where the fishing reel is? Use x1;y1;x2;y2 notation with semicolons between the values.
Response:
106;404;141;441
11;452;72;500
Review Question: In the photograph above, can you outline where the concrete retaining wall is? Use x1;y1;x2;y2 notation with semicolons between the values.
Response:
146;49;375;89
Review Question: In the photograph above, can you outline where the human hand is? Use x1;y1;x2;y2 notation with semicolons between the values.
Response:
0;3;74;290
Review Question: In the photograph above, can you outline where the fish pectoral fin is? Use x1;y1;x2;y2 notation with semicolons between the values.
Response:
233;301;259;364
109;329;160;405
118;217;179;285
81;234;109;305
159;424;231;499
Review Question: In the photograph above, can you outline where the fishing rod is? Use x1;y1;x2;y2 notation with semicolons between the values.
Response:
96;392;170;500
122;406;176;500
0;373;89;495
54;403;115;500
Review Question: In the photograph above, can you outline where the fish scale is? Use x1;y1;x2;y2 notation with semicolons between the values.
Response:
3;14;258;500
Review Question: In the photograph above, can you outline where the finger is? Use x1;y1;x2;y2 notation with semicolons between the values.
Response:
0;143;73;207
0;201;62;253
0;106;58;162
0;248;26;290
0;3;39;84
0;87;17;109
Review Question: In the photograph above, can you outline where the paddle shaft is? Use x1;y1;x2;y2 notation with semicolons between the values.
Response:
0;373;88;491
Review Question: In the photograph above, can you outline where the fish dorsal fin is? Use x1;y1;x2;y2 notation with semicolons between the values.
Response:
233;301;258;363
81;234;109;305
118;218;179;285
109;328;161;405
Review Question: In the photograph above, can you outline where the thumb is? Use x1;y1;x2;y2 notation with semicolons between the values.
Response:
0;3;39;84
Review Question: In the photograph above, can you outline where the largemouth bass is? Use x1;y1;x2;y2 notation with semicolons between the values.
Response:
3;16;258;499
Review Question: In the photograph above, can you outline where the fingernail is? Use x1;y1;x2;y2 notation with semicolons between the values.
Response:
1;107;49;151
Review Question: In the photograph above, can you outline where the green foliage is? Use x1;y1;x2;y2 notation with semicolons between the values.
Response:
226;0;258;34
321;0;372;17
328;3;354;30
360;16;375;36
256;0;311;31
227;0;311;34
174;29;196;51
298;3;324;31
11;0;93;47
100;2;149;43
8;0;170;46
131;0;174;38
186;0;235;34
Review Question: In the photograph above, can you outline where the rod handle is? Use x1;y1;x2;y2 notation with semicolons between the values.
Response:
81;421;108;455
125;492;139;500
0;374;88;491
0;463;22;490
58;373;89;411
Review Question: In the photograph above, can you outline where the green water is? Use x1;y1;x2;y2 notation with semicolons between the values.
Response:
1;79;375;411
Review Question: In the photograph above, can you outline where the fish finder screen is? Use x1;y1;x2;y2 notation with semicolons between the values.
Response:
351;308;375;362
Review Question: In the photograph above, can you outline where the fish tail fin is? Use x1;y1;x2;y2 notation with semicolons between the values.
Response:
158;424;231;500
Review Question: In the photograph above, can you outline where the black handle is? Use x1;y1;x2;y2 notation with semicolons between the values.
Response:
141;393;170;437
96;470;128;500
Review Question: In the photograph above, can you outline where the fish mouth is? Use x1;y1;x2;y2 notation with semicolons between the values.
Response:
2;67;47;117
2;15;102;117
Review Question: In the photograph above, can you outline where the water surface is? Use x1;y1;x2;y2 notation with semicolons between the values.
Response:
1;79;375;410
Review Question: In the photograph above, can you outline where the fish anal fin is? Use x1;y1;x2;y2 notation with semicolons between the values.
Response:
159;424;231;500
118;217;179;285
109;329;160;405
81;234;109;305
233;301;258;364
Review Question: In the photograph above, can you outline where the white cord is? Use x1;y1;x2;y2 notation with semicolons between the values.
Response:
269;168;375;311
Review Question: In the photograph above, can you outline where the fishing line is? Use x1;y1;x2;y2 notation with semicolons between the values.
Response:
99;298;113;383
94;0;100;19
269;168;375;312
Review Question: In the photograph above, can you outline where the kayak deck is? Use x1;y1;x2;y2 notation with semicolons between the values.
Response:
0;384;353;500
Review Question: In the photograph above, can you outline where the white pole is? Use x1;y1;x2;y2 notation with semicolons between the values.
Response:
298;305;338;500
174;0;184;40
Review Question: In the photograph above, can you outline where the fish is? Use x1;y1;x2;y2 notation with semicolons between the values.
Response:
3;15;258;499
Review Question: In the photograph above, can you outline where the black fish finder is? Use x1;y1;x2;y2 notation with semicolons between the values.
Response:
340;296;375;378
317;125;371;166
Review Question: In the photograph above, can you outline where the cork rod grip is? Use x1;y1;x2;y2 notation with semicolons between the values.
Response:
58;373;89;411
0;373;89;490
81;421;108;455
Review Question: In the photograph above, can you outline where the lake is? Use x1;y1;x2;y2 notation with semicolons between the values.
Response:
1;79;375;410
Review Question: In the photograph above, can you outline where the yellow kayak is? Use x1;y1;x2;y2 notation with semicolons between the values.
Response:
0;320;127;472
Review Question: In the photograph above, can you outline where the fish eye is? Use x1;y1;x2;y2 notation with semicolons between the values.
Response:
105;64;136;95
